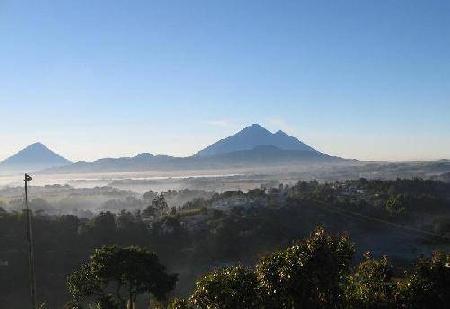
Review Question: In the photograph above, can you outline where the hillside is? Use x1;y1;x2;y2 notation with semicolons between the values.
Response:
196;124;319;156
43;125;343;173
0;142;71;173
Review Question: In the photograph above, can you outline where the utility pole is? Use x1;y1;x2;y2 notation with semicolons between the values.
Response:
25;173;37;309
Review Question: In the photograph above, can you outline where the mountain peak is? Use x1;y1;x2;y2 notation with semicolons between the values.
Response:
250;123;264;129
237;124;272;136
275;130;288;136
30;142;45;146
25;142;49;150
196;124;319;157
0;142;71;172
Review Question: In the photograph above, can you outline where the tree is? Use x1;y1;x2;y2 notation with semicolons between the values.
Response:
142;205;156;219
345;252;396;308
398;251;450;308
256;226;355;308
385;194;406;216
88;211;117;244
182;198;208;210
67;245;177;309
143;194;169;219
189;265;261;309
143;190;157;201
168;298;192;309
67;263;106;307
152;194;169;216
0;206;7;217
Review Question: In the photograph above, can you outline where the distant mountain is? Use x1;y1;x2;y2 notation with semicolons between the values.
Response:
45;145;344;174
46;153;179;174
0;142;72;173
44;125;344;174
204;145;334;163
196;124;319;157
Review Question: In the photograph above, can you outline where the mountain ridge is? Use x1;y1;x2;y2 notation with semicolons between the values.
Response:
196;124;319;157
43;124;342;173
43;145;342;174
2;124;345;174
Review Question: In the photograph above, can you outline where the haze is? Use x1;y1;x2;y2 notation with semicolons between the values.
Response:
2;2;450;308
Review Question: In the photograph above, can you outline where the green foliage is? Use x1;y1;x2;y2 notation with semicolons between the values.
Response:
398;251;450;308
168;298;192;309
190;265;261;309
67;263;104;306
1;179;450;307
178;226;449;308
344;252;396;308
256;226;355;308
67;245;177;308
385;194;407;216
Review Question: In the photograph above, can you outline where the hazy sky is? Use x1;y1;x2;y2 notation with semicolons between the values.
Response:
1;0;449;162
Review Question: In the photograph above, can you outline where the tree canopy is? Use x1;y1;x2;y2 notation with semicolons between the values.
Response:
67;245;177;309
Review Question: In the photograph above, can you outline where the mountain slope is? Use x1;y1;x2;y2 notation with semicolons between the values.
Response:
0;142;72;172
196;124;319;156
44;146;343;174
44;125;344;173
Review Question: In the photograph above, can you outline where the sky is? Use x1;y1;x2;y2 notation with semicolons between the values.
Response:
0;0;449;162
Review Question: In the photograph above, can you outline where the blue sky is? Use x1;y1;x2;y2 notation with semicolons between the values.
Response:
0;0;449;161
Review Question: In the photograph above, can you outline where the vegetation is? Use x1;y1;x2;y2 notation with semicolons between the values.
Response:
67;246;177;308
172;227;449;308
344;253;396;307
0;178;449;307
255;227;354;308
189;265;261;309
397;251;450;307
